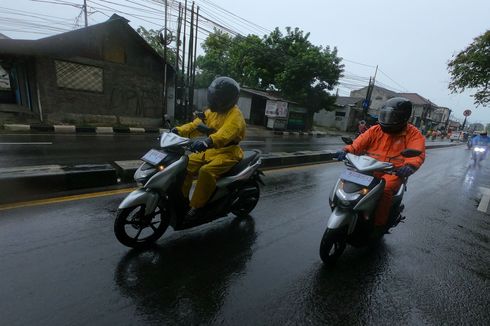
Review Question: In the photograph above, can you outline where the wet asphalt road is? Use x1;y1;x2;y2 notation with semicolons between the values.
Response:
0;133;344;167
0;146;489;325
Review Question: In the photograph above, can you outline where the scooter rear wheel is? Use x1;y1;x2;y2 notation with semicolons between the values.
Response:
319;228;346;265
231;180;260;218
114;205;169;248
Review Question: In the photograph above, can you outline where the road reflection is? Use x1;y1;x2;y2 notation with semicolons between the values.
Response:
114;217;256;325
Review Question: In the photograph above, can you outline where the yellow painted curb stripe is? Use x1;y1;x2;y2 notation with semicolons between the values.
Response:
0;161;334;212
0;187;136;211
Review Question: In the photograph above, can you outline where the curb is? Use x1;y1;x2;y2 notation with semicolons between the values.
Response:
0;144;462;205
0;164;117;204
2;123;333;137
273;130;328;137
0;150;336;204
2;124;167;134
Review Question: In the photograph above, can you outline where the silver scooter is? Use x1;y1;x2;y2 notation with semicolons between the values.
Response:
114;132;264;248
320;137;421;265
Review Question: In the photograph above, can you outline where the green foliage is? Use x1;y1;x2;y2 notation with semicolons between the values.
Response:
195;27;344;113
448;30;490;107
137;26;176;64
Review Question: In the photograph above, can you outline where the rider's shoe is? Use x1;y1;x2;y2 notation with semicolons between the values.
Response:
185;207;203;222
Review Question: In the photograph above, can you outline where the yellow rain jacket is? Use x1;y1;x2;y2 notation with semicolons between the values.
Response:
176;106;246;161
176;105;246;208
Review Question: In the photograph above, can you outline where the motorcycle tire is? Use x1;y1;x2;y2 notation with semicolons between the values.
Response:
231;180;260;218
319;228;347;265
114;204;170;248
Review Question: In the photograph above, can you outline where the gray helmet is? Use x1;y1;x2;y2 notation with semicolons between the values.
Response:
207;77;240;113
379;97;412;133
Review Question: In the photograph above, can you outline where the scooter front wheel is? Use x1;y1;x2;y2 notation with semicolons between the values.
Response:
319;228;346;265
114;204;169;248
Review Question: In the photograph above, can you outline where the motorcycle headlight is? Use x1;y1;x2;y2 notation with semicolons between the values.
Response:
336;188;361;203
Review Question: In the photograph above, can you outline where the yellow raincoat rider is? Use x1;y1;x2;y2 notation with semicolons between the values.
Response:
174;77;246;220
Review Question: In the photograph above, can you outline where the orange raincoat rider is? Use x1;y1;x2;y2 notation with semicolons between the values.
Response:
337;97;426;235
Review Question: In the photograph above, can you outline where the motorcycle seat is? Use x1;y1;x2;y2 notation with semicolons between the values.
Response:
223;150;261;177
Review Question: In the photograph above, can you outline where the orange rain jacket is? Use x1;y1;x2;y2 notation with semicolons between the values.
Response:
344;124;426;169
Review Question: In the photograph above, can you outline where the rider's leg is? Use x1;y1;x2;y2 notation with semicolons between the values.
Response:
374;174;402;227
190;154;239;209
182;152;205;200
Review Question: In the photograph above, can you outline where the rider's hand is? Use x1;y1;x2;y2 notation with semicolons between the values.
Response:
190;137;213;152
336;150;347;161
396;165;415;178
170;127;179;135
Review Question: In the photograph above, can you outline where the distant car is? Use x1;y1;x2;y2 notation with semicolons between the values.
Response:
449;131;464;142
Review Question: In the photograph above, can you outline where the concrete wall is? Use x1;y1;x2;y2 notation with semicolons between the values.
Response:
314;106;353;131
237;95;252;120
36;56;173;127
350;87;396;116
1;20;174;127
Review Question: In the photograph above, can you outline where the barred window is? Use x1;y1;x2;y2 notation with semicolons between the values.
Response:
55;60;103;92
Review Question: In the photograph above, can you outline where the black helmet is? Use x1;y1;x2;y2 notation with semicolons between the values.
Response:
207;76;240;113
379;97;412;133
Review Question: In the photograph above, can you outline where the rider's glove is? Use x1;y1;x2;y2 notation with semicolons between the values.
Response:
190;137;213;152
396;165;415;178
170;127;179;135
336;150;347;161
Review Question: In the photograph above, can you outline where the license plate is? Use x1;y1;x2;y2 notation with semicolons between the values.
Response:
141;149;167;165
340;170;374;186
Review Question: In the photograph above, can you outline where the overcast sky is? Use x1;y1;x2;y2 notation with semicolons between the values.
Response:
3;0;490;124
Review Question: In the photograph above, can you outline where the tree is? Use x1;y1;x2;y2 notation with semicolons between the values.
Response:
448;30;490;107
137;26;176;64
194;30;234;88
195;27;344;113
262;27;343;112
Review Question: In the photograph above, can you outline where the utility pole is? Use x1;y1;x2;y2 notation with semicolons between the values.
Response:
174;3;183;121
191;6;199;108
181;0;188;120
186;2;195;118
83;0;88;27
362;65;378;120
162;0;169;125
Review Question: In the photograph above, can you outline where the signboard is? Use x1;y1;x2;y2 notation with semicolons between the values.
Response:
463;109;472;117
265;100;288;118
362;99;370;109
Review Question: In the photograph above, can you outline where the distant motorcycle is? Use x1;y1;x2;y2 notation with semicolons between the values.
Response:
320;137;421;265
114;131;264;248
471;146;487;166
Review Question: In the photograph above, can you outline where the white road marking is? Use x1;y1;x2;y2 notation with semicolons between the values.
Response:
477;187;490;213
0;142;53;145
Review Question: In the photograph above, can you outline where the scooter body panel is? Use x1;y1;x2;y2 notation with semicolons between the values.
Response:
118;188;160;216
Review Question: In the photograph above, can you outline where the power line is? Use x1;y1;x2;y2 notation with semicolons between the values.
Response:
377;68;409;92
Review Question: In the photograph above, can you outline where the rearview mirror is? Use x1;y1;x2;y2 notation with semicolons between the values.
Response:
341;136;353;145
400;149;422;158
